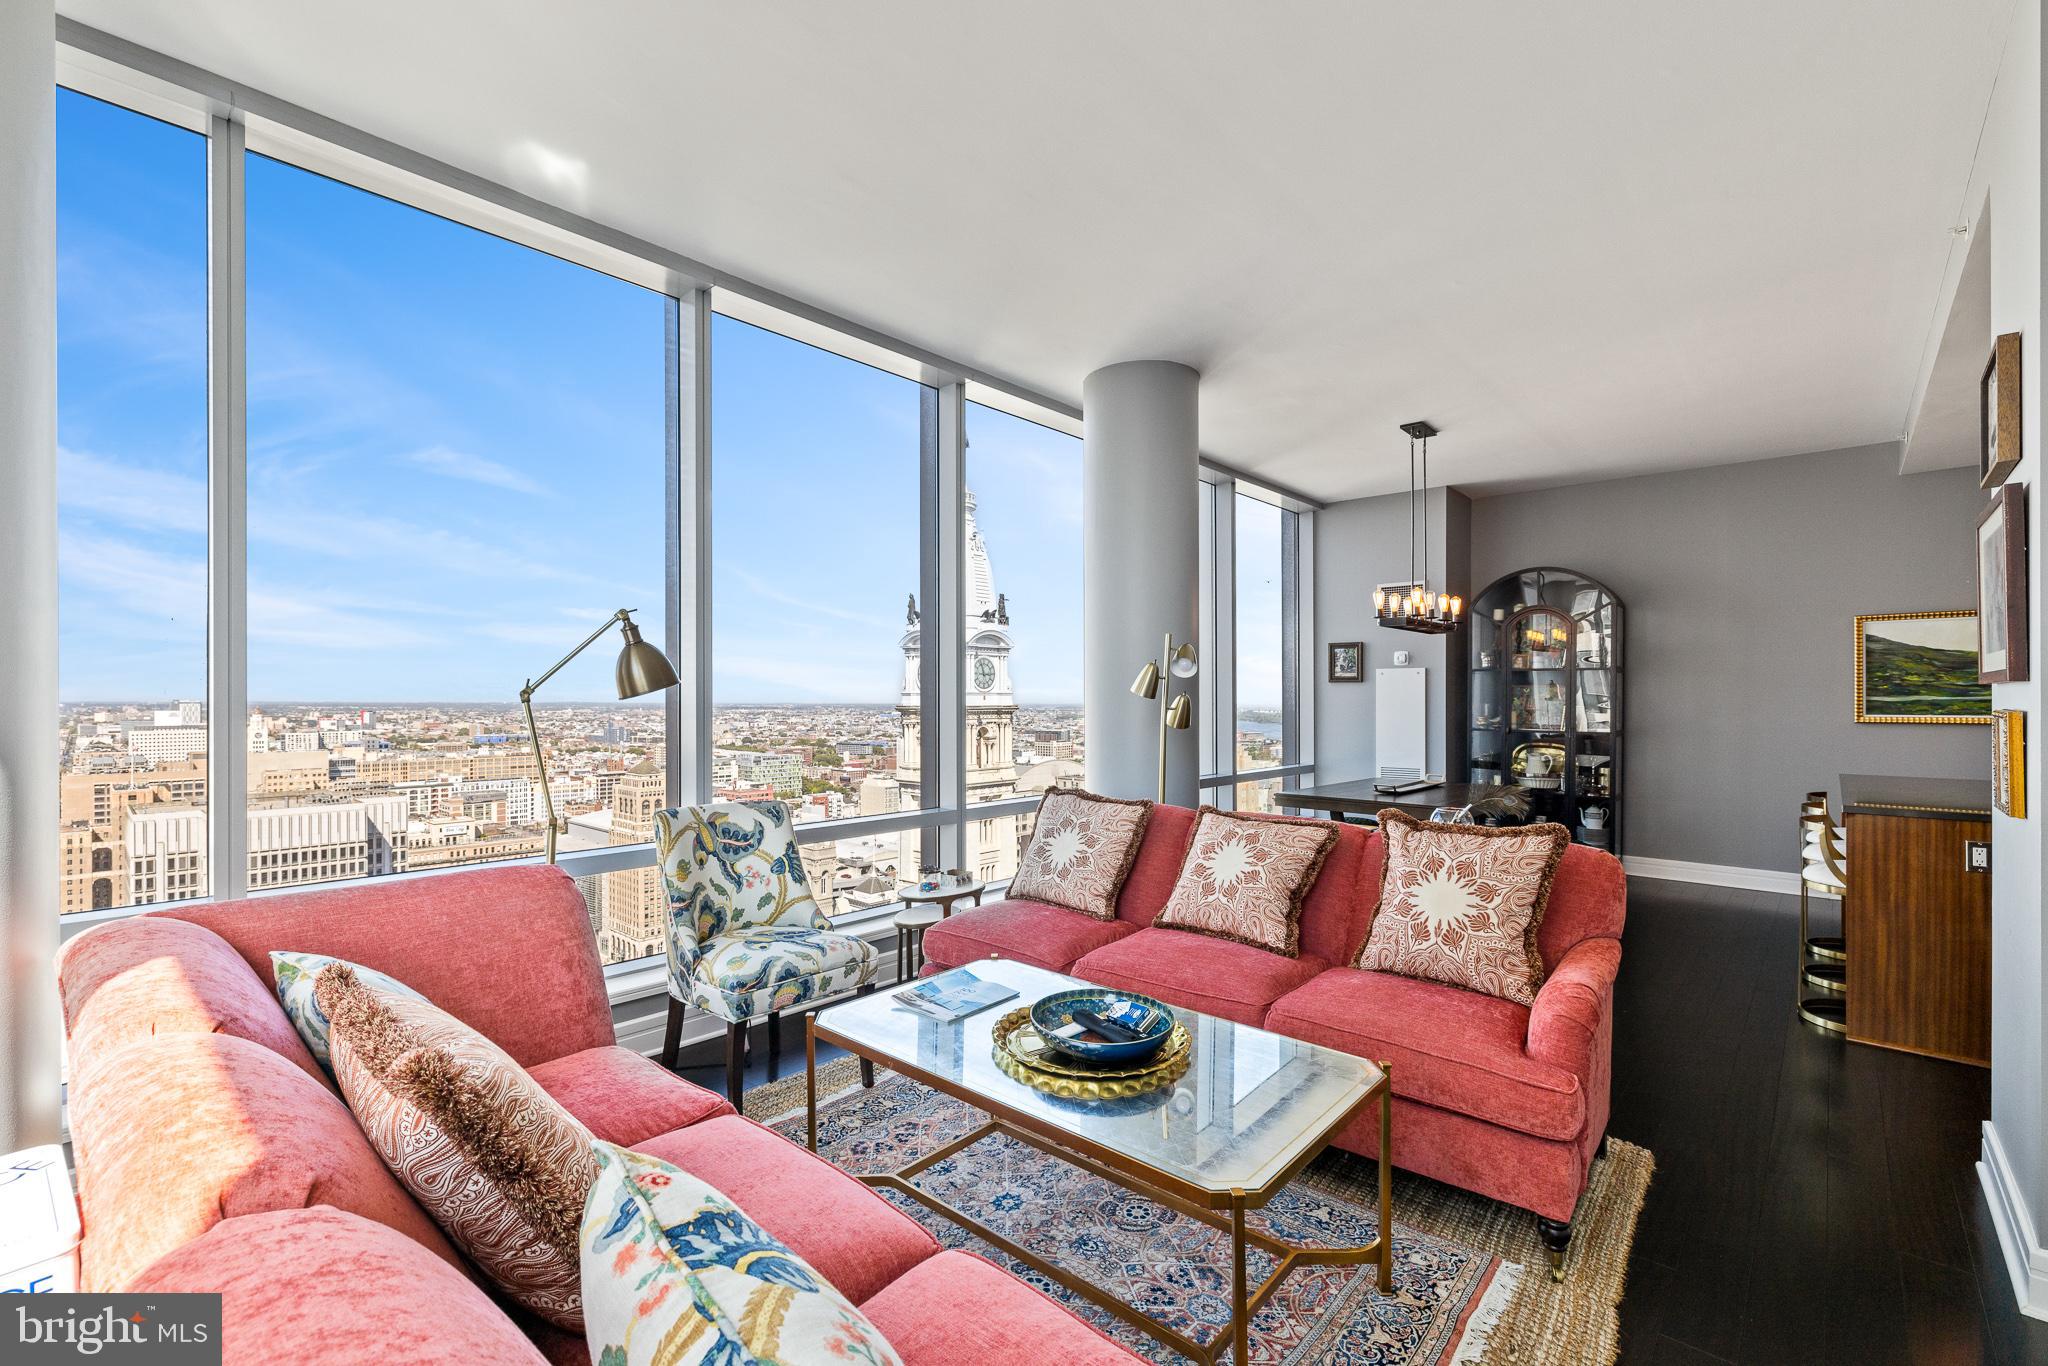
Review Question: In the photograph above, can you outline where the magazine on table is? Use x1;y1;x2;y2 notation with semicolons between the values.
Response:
894;967;1019;1022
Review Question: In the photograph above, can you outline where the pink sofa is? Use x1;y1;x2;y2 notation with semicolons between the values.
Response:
56;865;1143;1365
921;804;1627;1271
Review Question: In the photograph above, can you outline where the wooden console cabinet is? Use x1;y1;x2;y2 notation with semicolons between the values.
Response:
1840;773;1993;1067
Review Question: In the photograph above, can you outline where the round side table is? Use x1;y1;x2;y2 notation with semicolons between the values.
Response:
895;879;986;979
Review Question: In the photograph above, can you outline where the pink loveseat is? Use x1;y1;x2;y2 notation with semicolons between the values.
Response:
56;865;1143;1365
920;804;1627;1270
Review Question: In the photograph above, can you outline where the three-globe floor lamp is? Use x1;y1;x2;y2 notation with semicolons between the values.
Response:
1131;633;1198;804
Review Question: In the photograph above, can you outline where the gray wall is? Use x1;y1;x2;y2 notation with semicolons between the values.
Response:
1313;486;1470;780
1083;361;1201;803
1467;443;1990;868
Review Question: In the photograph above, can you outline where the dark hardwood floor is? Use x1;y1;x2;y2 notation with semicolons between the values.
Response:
669;876;2048;1365
1612;877;2048;1366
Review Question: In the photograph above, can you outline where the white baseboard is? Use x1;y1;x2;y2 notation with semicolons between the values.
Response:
1978;1121;2048;1320
1622;855;1836;900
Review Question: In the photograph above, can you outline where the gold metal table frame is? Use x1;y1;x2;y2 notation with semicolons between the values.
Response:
807;1014;1393;1366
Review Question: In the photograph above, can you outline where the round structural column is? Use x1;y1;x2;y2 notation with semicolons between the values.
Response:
0;0;59;1151
1083;360;1200;805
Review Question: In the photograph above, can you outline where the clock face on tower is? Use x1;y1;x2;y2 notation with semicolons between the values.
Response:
973;656;996;692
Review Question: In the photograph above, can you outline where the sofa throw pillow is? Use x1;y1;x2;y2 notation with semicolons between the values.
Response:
1006;789;1153;921
271;950;426;1072
316;962;596;1330
1153;807;1337;956
581;1139;902;1366
1355;809;1570;1006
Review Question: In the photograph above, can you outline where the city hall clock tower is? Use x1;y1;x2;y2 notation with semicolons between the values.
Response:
896;491;1021;881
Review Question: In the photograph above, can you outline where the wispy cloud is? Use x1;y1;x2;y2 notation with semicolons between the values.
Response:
401;445;546;496
719;561;896;630
59;530;205;626
58;446;208;535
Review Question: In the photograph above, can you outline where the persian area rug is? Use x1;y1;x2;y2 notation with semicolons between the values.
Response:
753;1060;1651;1365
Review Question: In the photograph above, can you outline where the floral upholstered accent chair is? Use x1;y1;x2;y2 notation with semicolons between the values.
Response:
653;801;877;1111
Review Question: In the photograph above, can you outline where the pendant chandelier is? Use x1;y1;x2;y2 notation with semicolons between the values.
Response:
1373;420;1462;635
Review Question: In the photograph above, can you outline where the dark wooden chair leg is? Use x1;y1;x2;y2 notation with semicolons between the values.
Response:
1536;1216;1572;1281
726;1019;748;1115
856;982;876;1088
659;996;685;1071
766;1010;781;1083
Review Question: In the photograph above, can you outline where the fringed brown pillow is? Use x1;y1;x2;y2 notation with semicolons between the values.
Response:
316;962;596;1330
1153;807;1338;956
1007;789;1154;920
1355;809;1570;1005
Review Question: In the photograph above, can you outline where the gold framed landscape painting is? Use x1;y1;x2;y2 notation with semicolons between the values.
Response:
1853;611;1993;724
1995;709;2027;818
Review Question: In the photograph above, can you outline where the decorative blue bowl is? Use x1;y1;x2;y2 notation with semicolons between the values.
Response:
1029;988;1176;1065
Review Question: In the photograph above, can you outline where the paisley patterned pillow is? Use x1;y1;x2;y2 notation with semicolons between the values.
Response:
1007;790;1153;920
270;950;425;1071
1153;807;1337;955
317;962;596;1330
1355;809;1570;1005
581;1140;902;1366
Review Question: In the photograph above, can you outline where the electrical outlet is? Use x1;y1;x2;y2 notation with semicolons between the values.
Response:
1965;840;1992;873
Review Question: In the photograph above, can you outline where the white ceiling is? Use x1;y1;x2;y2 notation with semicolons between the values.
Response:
60;1;2013;501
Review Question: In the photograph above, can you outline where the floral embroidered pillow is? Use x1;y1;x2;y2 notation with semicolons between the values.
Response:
1356;809;1570;1005
1154;808;1337;956
271;950;425;1072
581;1139;902;1366
317;962;597;1329
1007;790;1153;920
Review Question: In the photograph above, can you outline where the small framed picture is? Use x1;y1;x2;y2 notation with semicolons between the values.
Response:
1995;709;2027;818
1328;641;1364;682
1977;483;2029;683
1981;332;2022;489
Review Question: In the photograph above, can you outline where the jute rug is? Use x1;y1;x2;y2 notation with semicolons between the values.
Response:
751;1059;1650;1365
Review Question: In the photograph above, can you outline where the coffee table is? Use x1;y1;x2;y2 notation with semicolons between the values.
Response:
806;959;1390;1365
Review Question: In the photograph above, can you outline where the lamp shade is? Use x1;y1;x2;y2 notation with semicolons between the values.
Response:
614;618;679;699
1165;694;1192;730
1169;642;1198;679
1130;661;1161;699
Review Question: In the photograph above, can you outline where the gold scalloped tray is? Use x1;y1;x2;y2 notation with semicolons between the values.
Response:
989;1007;1192;1099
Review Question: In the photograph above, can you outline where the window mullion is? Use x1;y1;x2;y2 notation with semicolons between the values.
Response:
206;114;247;902
668;287;711;806
931;381;966;869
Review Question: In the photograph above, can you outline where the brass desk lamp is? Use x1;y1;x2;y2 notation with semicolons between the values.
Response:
520;608;679;863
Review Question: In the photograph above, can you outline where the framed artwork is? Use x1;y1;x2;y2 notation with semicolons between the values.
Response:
1995;709;2027;818
1977;483;2029;683
1981;331;2022;489
1328;641;1364;682
1853;611;1992;724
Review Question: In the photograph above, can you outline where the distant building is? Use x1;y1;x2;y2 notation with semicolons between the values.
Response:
125;724;206;764
898;489;1024;885
598;761;666;964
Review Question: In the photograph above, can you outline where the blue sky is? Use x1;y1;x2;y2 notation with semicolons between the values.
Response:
57;88;1268;710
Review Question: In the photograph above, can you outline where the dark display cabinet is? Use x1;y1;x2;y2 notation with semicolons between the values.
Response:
1466;567;1624;852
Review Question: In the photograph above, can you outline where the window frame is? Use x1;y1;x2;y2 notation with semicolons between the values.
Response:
49;44;1087;991
1197;472;1317;811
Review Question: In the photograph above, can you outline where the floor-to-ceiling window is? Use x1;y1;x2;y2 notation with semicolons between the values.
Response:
54;89;210;914
242;153;668;962
709;312;933;917
1200;478;1312;810
51;51;1104;980
961;401;1084;882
